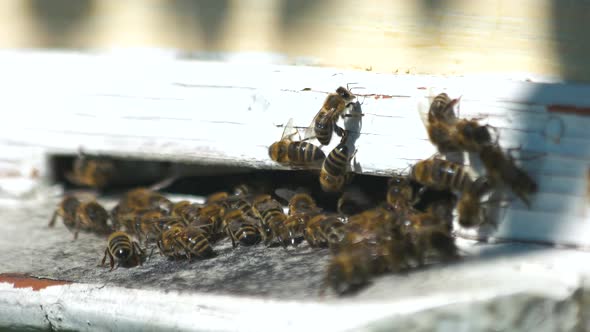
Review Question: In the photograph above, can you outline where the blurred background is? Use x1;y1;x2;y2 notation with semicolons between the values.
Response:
2;0;590;80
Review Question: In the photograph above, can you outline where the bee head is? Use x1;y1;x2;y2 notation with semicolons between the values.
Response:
115;247;131;260
268;141;286;162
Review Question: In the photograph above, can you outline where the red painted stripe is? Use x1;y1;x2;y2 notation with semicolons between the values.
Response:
0;273;71;291
547;105;590;116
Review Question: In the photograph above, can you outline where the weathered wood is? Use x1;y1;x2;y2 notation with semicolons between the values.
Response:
1;51;590;246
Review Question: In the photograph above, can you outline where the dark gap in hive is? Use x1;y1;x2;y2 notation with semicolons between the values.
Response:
48;155;390;212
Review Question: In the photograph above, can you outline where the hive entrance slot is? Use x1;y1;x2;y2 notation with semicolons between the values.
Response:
48;154;389;212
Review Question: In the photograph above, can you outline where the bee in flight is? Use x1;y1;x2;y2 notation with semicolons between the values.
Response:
269;118;326;168
479;144;537;207
101;231;145;271
49;196;112;239
304;86;358;146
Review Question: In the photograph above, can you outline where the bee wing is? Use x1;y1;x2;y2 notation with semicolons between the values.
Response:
417;94;432;130
303;107;329;141
280;118;299;141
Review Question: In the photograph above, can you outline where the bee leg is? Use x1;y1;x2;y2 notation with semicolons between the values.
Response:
132;241;145;265
224;225;237;248
48;210;59;227
100;248;108;267
108;252;116;271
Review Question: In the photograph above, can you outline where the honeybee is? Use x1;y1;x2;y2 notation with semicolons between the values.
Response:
270;191;321;246
49;196;111;239
269;119;326;167
320;131;354;192
426;93;495;153
400;211;458;265
305;86;357;145
65;154;115;188
456;176;491;228
223;209;264;246
288;193;321;216
251;194;289;247
386;174;419;212
428;93;459;124
325;238;407;295
110;188;173;230
187;203;226;242
479;144;537;207
304;214;346;248
101;231;145;271
131;209;185;243
410;158;474;193
157;224;214;260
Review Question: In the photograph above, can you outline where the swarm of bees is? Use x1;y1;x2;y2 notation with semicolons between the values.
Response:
49;88;537;295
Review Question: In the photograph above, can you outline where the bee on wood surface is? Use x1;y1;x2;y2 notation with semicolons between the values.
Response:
223;209;264;246
157;224;214;260
269;118;326;167
187;203;226;242
320;131;355;192
101;231;145;271
65;154;115;188
271;190;322;246
324;238;408;295
49;196;111;239
304;86;357;145
130;209;185;243
110;188;173;230
479;144;537;207
251;194;290;247
304;214;346;248
400;211;458;266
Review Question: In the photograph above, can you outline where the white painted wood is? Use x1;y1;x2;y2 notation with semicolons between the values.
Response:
1;51;590;246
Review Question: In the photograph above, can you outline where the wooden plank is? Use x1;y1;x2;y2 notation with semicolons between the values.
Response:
1;51;590;247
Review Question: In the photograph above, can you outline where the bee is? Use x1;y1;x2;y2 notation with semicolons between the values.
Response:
479;144;537;207
428;93;459;124
223;209;264;246
269;118;326;167
187;203;226;242
131;209;185;243
386;174;419;212
251;194;289;247
304;214;346;248
456;176;491;228
324;238;407;295
320;131;354;192
410;158;474;193
400;211;458;266
101;231;145;271
305;86;357;145
426;93;495;153
288;193;321;216
49;196;111;239
65;154;115;188
170;200;192;219
110;188;173;230
178;225;215;259
157;224;213;260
